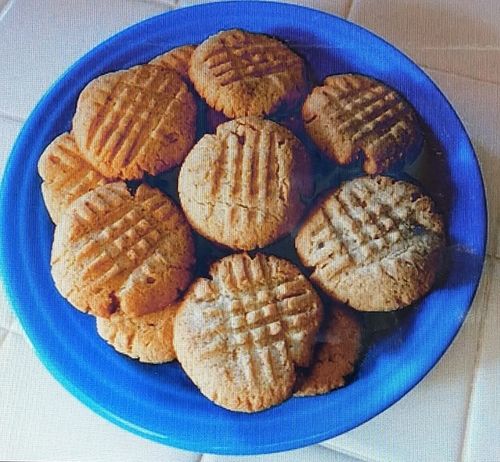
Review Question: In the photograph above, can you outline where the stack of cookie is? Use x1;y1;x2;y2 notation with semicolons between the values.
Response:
38;29;445;413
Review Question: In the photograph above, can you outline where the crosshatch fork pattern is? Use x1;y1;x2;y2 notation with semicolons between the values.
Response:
199;255;318;369
37;132;110;224
85;66;182;161
51;183;194;317
174;253;323;412
302;74;419;174
178;117;312;250
295;176;445;311
207;123;283;229
206;120;290;229
309;74;415;152
302;176;444;278
203;29;303;87
189;29;308;118
74;64;195;179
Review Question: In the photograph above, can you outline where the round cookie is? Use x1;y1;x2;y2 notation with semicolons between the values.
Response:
178;117;313;250
302;74;420;174
294;305;362;397
295;176;445;311
72;63;196;180
189;29;308;118
51;182;195;318
149;45;196;82
96;303;178;364
38;132;110;224
174;253;323;412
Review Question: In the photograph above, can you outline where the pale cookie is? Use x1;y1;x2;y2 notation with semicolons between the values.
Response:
174;253;323;412
294;305;362;396
96;303;178;364
295;176;445;311
189;29;307;118
72;64;196;180
149;45;196;82
302;74;420;174
51;182;195;318
37;132;110;224
178;117;313;250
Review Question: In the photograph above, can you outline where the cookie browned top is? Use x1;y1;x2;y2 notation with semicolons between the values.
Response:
149;45;196;82
72;64;196;180
295;176;445;311
294;304;362;397
96;303;179;364
173;253;323;412
178;117;313;250
51;182;195;318
302;74;420;174
38;132;109;224
189;29;307;118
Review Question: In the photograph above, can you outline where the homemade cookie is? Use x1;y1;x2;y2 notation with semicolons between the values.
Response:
295;176;445;311
294;305;362;396
174;253;323;412
178;117;313;250
189;29;307;118
38;132;109;224
302;74;420;174
51;182;195;318
96;303;178;363
149;45;196;82
72;63;196;180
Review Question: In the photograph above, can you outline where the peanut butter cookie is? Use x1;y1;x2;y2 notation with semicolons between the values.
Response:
295;176;445;311
149;45;196;82
38;132;109;223
189;29;307;118
178;117;312;250
302;74;420;174
96;303;179;363
51;182;195;318
174;253;323;412
72;64;196;180
294;304;362;396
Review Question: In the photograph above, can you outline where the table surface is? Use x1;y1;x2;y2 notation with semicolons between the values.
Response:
1;1;499;461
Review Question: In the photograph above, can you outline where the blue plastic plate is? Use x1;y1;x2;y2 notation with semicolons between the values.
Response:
0;1;487;455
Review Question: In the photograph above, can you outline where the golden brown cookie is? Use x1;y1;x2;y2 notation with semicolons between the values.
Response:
149;45;196;82
173;253;323;412
51;182;195;318
189;29;307;118
302;74;420;174
38;132;110;224
295;176;445;311
96;303;178;364
178;117;313;250
294;305;362;396
72;64;196;180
